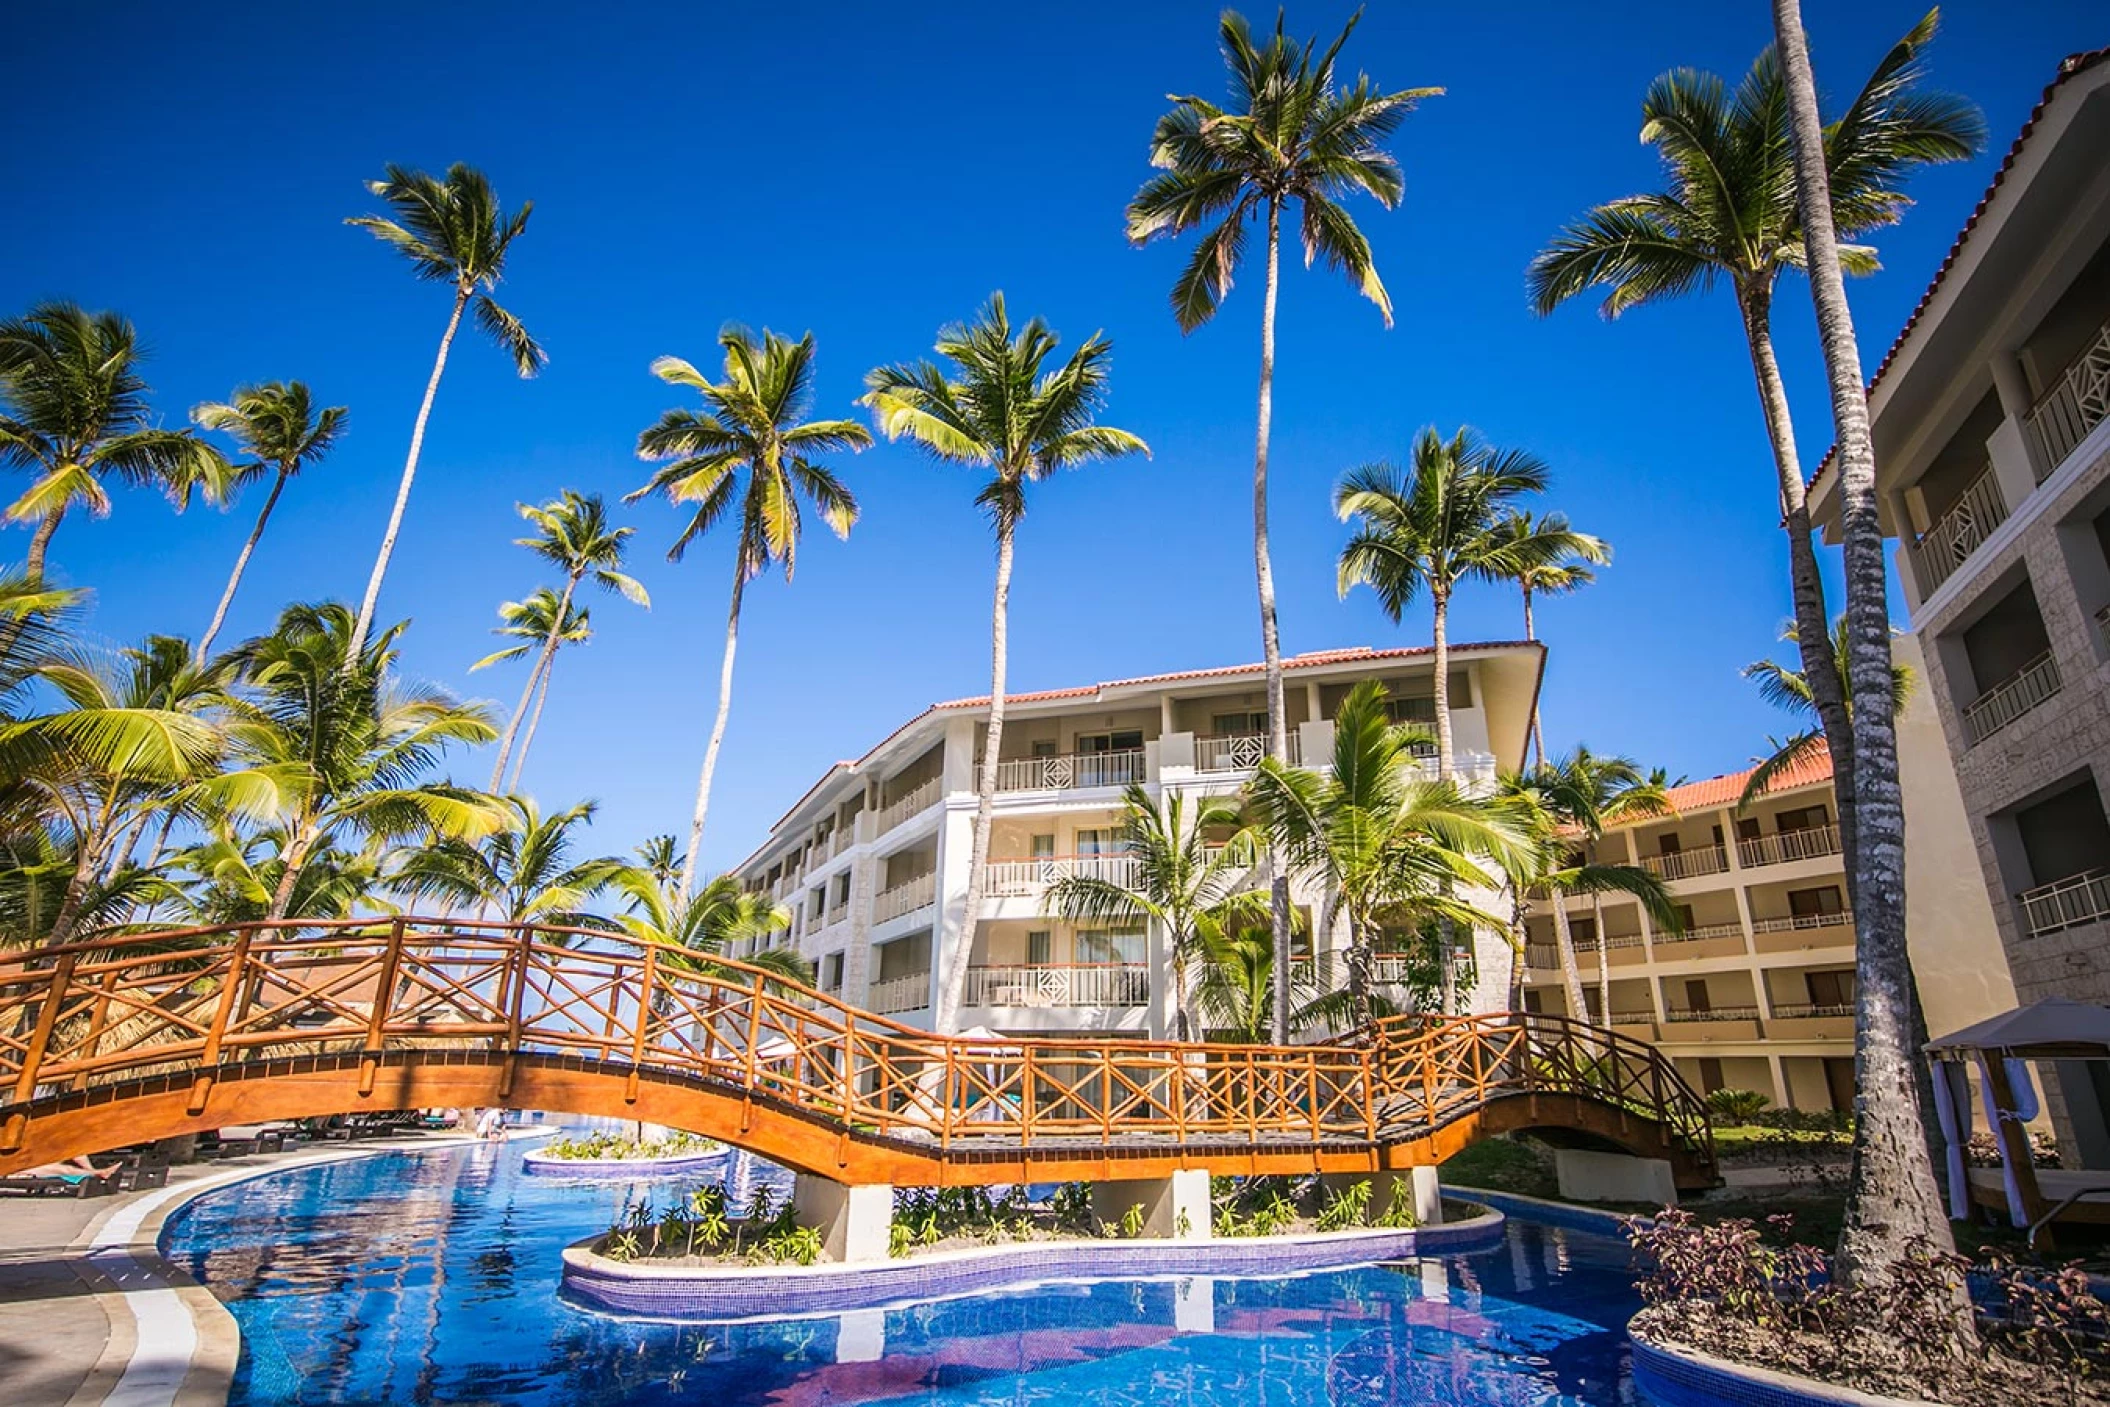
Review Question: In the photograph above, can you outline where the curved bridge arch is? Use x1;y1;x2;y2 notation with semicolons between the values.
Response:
0;919;1717;1189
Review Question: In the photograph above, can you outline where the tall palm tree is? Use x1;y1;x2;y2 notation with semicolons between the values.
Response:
1336;428;1591;778
0;302;227;585
1526;15;1979;915
631;327;867;901
191;382;349;656
0;826;180;951
1195;921;1324;1043
1740;616;1913;809
473;586;592;791
1244;680;1527;1027
346;163;544;660
607;866;808;985
204;603;505;919
1044;783;1262;1041
172;825;391;927
863;296;1147;1033
1770;0;1965;1305
1496;510;1609;766
396;796;624;929
485;492;647;789
632;834;680;888
1128;12;1438;1043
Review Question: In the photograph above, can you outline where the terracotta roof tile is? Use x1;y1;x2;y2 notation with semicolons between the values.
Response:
1655;746;1835;815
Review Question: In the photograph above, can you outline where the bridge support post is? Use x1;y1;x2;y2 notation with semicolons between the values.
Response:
1089;1169;1212;1240
1320;1168;1443;1226
1554;1149;1678;1207
793;1176;894;1263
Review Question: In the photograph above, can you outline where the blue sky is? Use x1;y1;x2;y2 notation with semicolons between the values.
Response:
6;2;2100;874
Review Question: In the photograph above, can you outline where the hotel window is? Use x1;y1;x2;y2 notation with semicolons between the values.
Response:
1027;930;1051;965
1077;729;1144;753
1806;970;1855;1006
1075;828;1130;856
1788;886;1845;918
1077;928;1145;965
820;953;844;991
1211;710;1268;736
1776;805;1830;834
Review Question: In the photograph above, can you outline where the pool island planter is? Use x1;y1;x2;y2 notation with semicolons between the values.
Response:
520;1146;728;1179
562;1203;1506;1319
1629;1320;1938;1407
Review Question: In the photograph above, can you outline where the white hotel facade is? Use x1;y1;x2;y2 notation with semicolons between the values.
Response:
730;643;1545;1038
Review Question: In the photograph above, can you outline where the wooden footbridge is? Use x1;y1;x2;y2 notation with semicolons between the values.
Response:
0;919;1717;1189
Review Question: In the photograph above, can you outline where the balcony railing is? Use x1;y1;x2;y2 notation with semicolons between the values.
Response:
1770;1001;1855;1020
1641;846;1730;882
1608;1009;1659;1026
873;870;937;924
877;777;940;833
1750;911;1853;936
962;963;1150;1008
866;972;931;1015
1651;921;1748;947
1910;464;2008;595
1194;731;1301;772
820;903;851;931
985;853;1141;898
2020;869;2110;938
1524;943;1559;969
1571;932;1646;955
2026;316;2110;477
2097;604;2110;657
994;748;1147;793
1662;1005;1762;1023
1736;824;1842;868
1962;651;2062;745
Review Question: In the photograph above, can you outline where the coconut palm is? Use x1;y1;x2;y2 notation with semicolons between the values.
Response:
203;602;505;919
190;382;349;655
1336;429;1592;778
171;825;391;927
0;827;182;951
1740;616;1913;810
1770;0;1966;1302
1527;14;1980;906
0;302;227;586
1044;783;1263;1041
863;296;1147;1033
395;796;624;930
473;587;592;791
1195;921;1325;1043
607;867;808;985
631;327;867;900
485;492;647;789
345;163;544;659
632;834;680;888
1496;510;1609;766
1244;680;1528;1027
1127;12;1438;1043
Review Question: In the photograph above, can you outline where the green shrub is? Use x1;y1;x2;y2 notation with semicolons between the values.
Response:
1315;1180;1373;1232
1706;1088;1773;1123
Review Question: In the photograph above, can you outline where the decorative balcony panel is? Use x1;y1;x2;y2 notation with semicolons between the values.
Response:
1640;846;1730;882
2027;317;2110;478
866;972;931;1014
962;963;1150;1008
872;870;937;924
1909;464;2007;596
1193;731;1301;772
877;777;940;833
993;748;1147;793
985;854;1141;899
1961;651;2062;745
1735;824;1842;868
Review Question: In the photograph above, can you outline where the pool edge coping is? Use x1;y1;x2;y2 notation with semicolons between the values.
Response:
1627;1319;1939;1407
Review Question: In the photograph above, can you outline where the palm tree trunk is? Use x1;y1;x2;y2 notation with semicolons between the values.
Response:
1771;0;1966;1309
23;505;64;585
506;649;559;793
1254;197;1294;1047
1431;591;1455;779
199;466;290;657
265;826;321;921
1550;899;1588;1025
491;574;577;788
680;558;747;902
1523;585;1545;767
935;514;1015;1034
350;285;470;663
44;830;108;949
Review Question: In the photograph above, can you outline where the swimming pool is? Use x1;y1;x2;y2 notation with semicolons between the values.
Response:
163;1138;1643;1406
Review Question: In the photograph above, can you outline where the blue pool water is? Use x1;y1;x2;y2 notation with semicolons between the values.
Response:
164;1138;1644;1406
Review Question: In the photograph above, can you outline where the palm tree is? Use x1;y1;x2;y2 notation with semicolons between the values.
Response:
1527;15;1980;914
346;163;544;659
204;603;505;919
172;825;391;927
1127;12;1438;1043
1195;921;1324;1043
1740;616;1913;809
631;327;867;900
1336;428;1592;778
191;382;349;656
632;834;680;888
396;796;624;929
0;302;227;585
863;296;1147;1033
1497;510;1609;766
1044;783;1263;1041
0;826;180;951
1244;680;1527;1027
1770;0;1966;1306
485;492;647;789
472;587;592;791
607;866;808;985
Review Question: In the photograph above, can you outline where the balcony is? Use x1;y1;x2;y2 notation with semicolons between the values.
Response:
1663;1005;1761;1022
994;748;1146;793
2020;869;2110;938
1765;1001;1856;1041
1194;731;1301;773
1641;845;1730;882
2026;316;2110;477
1769;1001;1855;1020
1910;464;2008;596
1961;651;2062;745
1751;910;1854;953
1736;824;1842;869
877;777;940;834
1660;1005;1763;1042
962;963;1150;1008
867;971;931;1015
2096;604;2110;656
985;853;1141;899
873;870;937;924
1648;921;1750;960
1573;932;1649;966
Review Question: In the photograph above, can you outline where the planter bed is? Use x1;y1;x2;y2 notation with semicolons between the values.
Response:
521;1146;728;1179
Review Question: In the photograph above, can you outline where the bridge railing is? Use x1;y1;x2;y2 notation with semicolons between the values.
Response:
0;919;1710;1167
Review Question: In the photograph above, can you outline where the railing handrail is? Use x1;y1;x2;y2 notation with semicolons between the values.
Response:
1652;921;1748;945
1750;910;1852;935
1736;822;1843;868
1961;650;2062;746
1640;845;1729;880
2018;867;2110;938
1770;1001;1855;1020
1663;1004;1762;1022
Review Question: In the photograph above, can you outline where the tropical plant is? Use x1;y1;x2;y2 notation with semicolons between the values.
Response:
1496;509;1608;766
346;163;544;659
171;825;391;926
606;866;808;985
1741;616;1914;810
863;295;1146;1033
472;586;591;788
395;796;625;929
190;382;348;655
631;833;680;888
1336;429;1592;779
1244;680;1527;1027
202;602;504;919
1127;10;1438;1043
484;492;647;789
631;326;866;899
1527;13;1980;905
1769;0;1967;1313
0;826;180;950
0;302;227;586
1194;921;1326;1043
1044;783;1263;1041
